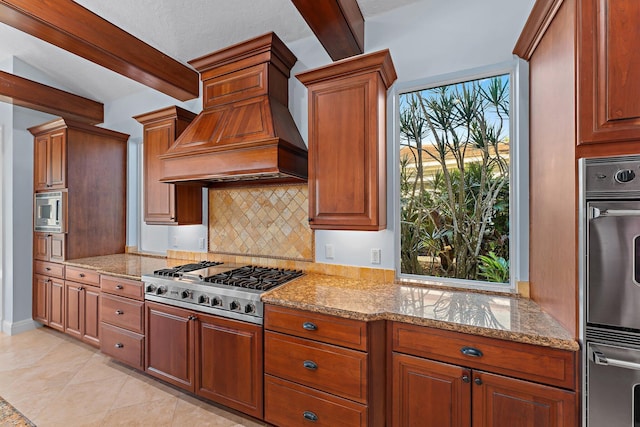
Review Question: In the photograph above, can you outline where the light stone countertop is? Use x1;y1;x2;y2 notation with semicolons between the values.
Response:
64;253;579;352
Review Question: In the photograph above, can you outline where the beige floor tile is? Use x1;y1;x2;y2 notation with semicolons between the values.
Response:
66;355;131;386
34;410;107;427
8;388;61;421
110;375;179;409
101;396;178;426
0;359;78;401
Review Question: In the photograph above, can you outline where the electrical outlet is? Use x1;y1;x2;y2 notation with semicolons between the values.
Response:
325;244;335;259
198;237;206;250
371;248;381;264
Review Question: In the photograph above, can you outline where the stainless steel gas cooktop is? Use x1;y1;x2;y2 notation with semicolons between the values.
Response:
141;261;303;324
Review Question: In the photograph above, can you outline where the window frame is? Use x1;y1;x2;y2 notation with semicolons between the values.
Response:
391;59;529;293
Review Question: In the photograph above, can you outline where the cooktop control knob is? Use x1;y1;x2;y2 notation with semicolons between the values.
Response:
245;304;256;314
211;297;223;307
198;295;209;304
230;300;241;311
615;169;636;183
181;290;190;299
156;286;167;295
145;284;156;293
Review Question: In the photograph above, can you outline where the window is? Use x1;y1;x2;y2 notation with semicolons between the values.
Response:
396;62;526;290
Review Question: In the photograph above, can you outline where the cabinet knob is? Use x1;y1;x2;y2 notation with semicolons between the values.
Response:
302;322;317;331
115;310;124;315
115;343;124;348
460;346;483;358
188;315;198;321
77;286;84;291
474;377;483;386
308;218;313;223
45;267;51;271
302;411;318;422
115;284;124;290
462;374;470;383
79;273;85;278
303;360;318;371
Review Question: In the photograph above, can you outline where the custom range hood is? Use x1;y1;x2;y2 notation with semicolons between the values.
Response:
159;32;307;186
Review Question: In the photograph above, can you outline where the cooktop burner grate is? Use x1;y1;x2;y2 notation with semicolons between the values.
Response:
153;261;223;278
204;265;303;291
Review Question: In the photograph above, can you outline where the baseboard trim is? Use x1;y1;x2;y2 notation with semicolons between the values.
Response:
2;318;40;335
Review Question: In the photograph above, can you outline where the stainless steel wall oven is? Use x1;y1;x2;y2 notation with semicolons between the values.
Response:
584;155;640;426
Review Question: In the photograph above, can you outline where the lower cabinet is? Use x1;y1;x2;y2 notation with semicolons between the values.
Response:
64;282;100;347
145;301;263;419
33;260;65;331
391;322;578;427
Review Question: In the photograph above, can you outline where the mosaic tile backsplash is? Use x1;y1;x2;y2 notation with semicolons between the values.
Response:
208;184;314;261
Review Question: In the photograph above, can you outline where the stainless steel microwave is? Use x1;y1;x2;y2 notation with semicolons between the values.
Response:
34;191;67;233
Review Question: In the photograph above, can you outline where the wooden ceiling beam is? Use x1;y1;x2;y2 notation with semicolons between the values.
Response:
291;0;364;61
0;0;199;101
0;70;104;124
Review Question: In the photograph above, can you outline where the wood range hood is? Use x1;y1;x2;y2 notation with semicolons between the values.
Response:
159;32;308;187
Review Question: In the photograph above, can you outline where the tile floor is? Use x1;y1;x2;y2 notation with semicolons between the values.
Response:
0;327;265;427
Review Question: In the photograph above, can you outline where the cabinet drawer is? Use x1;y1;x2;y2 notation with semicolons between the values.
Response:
392;322;577;389
34;260;64;278
100;323;144;370
101;275;143;300
65;266;100;286
265;331;367;403
265;375;367;427
264;304;368;350
100;294;144;333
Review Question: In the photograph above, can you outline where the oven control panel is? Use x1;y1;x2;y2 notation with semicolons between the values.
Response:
585;155;640;198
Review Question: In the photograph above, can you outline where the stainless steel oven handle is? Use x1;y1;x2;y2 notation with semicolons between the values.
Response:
592;348;640;371
591;207;640;218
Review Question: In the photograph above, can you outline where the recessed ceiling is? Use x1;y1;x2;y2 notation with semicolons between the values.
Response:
0;0;424;103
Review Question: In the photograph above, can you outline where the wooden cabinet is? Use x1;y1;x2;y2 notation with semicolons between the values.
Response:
578;0;640;145
34;130;66;190
297;50;397;230
64;267;100;347
100;274;145;370
33;232;65;262
133;106;202;225
145;301;263;417
391;322;578;427
264;304;385;426
33;260;65;331
30;118;128;261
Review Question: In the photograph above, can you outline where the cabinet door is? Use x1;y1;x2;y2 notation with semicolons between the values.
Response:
49;131;66;188
82;285;100;347
33;274;49;324
145;301;196;392
34;233;50;261
49;278;65;331
393;353;471;427
578;0;640;144
49;234;65;262
64;282;83;340
143;121;176;223
472;371;576;427
196;314;263;419
307;72;385;230
34;135;49;190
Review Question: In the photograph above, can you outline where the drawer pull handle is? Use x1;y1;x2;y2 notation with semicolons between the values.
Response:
303;360;318;371
460;346;483;358
303;411;318;422
474;377;483;386
79;273;85;278
115;343;124;348
77;286;84;291
115;284;124;290
302;322;317;331
115;310;124;315
188;315;198;321
45;267;51;271
462;374;470;383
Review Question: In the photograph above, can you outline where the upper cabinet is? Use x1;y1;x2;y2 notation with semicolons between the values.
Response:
578;0;640;145
34;129;66;191
297;50;397;231
134;106;202;225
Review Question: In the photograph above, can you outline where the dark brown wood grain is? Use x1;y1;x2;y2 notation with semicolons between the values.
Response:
100;323;145;370
133;106;202;225
291;0;364;61
100;293;144;334
297;50;397;230
512;0;564;60
0;0;198;100
0;71;103;123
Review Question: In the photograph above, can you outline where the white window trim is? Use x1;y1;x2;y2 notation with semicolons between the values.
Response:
391;58;529;293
